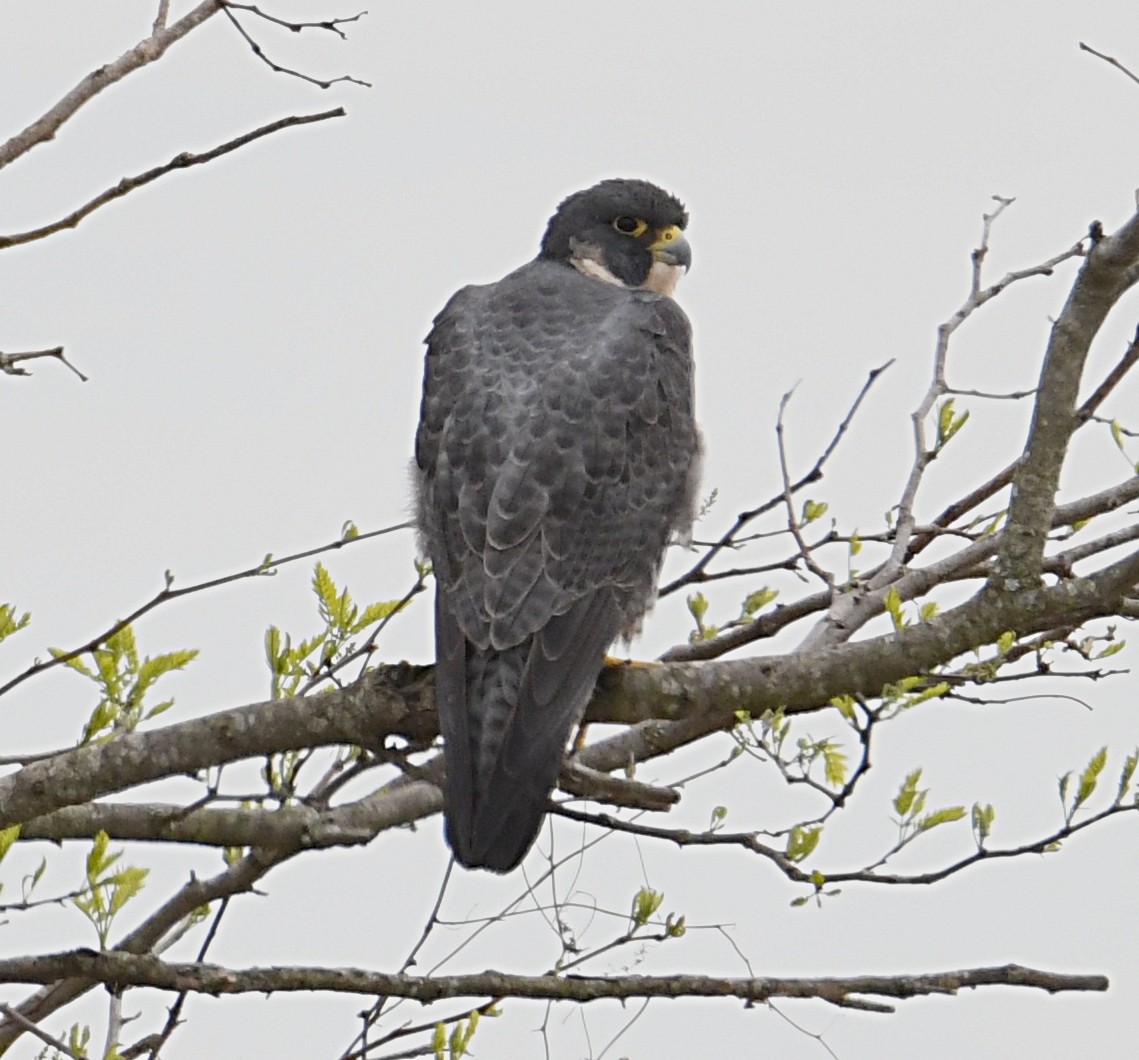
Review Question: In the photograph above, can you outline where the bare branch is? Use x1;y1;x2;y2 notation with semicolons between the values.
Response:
0;952;1106;1009
221;5;372;88
223;3;368;39
0;346;86;381
0;1;224;171
660;361;892;597
1080;41;1139;89
0;109;346;251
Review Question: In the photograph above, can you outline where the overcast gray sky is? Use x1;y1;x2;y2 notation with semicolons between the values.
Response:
3;2;1139;1057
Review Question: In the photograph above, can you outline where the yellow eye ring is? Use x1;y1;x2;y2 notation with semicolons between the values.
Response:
612;216;648;237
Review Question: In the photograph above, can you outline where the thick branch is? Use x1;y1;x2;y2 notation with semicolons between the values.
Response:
999;211;1139;584
4;548;1137;842
0;847;289;1051
0;952;1107;1010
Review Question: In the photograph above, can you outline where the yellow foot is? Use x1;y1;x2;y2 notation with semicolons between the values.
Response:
602;654;658;669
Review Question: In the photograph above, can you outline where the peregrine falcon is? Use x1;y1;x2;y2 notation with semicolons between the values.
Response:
415;178;701;872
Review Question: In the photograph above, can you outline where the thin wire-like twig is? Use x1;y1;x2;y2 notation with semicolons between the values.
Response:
222;5;371;87
659;360;893;597
223;3;367;38
0;520;412;701
0;109;346;250
0;346;87;381
1080;41;1139;88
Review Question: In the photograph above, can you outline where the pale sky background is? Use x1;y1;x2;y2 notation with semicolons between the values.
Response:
3;2;1139;1057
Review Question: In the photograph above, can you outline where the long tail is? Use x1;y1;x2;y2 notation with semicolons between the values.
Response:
436;591;620;872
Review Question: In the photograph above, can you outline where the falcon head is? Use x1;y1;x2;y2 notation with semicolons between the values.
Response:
539;178;691;297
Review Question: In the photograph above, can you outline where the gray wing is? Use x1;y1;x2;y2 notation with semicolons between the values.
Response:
416;261;699;871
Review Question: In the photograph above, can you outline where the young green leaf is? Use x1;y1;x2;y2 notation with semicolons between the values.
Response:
1073;746;1108;814
893;769;923;816
916;806;966;832
801;499;828;524
0;824;20;862
0;603;31;645
883;587;905;630
741;587;778;617
971;802;996;848
830;694;856;721
822;742;848;788
631;887;665;928
1116;751;1139;806
785;825;823;862
686;592;709;622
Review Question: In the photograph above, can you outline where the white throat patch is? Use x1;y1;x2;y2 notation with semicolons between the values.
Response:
572;255;626;288
642;260;684;298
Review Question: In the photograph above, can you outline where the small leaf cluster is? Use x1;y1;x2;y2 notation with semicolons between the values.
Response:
1059;746;1139;828
686;586;779;643
785;825;822;863
72;831;148;948
734;709;850;790
891;768;967;848
433;1009;485;1060
882;586;940;632
34;1023;92;1060
0;823;20;900
630;886;685;937
52;625;197;743
795;737;848;788
969;801;996;850
877;674;950;717
933;397;969;454
265;561;410;699
0;602;31;647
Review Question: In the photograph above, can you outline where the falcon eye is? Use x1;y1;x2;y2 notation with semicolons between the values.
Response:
612;216;647;237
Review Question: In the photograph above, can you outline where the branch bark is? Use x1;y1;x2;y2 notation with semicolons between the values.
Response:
0;952;1108;1012
0;2;224;171
0;109;346;250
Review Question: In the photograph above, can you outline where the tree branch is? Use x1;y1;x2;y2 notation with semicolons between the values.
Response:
0;346;87;381
0;110;346;250
0;1;224;171
999;209;1139;585
4;546;1138;837
0;952;1107;1011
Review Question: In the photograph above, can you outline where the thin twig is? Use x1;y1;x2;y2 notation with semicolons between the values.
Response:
222;5;371;88
147;897;231;1059
1080;41;1139;88
0;1003;84;1059
0;520;412;701
0;110;346;250
659;360;893;597
223;3;367;39
0;347;87;381
775;387;834;587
